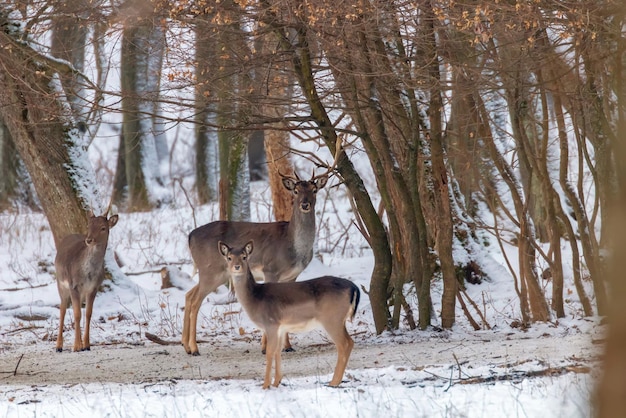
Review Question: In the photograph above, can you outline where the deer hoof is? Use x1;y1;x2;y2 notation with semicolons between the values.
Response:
82;347;91;351
191;351;200;356
55;348;63;353
283;347;295;353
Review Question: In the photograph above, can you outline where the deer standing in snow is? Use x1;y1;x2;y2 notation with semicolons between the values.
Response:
219;240;359;389
182;171;330;356
54;211;118;352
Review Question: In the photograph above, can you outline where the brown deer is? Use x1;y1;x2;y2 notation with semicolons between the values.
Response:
182;172;329;355
219;240;359;389
54;211;119;352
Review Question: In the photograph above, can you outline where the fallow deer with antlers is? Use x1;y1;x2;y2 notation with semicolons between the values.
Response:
182;170;330;355
54;209;118;352
220;240;359;389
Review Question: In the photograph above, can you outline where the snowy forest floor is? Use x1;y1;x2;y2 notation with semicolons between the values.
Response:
1;321;603;388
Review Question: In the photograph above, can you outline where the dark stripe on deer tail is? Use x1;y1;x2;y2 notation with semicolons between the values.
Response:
350;283;360;320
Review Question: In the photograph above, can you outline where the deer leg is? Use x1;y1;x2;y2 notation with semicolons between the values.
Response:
326;323;354;387
70;290;83;352
82;291;97;351
263;331;280;389
56;296;69;352
182;285;198;353
283;333;294;352
186;280;215;356
186;288;203;355
263;332;292;354
273;332;286;387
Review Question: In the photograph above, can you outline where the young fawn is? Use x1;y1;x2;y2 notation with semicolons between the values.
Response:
54;212;118;352
219;240;360;389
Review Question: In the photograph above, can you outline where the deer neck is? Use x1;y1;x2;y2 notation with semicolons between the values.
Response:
83;241;107;267
82;242;106;278
231;269;258;308
288;208;316;261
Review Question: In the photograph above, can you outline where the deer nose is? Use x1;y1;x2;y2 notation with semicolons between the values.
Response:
300;202;311;212
85;238;94;245
234;265;241;271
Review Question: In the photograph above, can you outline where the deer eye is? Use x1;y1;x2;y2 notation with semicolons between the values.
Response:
293;189;298;195
242;255;247;260
227;256;232;261
101;227;106;231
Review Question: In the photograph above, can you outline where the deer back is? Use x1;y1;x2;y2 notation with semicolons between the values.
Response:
220;240;360;332
250;276;360;328
190;175;328;283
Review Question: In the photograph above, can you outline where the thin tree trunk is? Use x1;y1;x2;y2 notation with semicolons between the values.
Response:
121;20;151;211
214;1;251;221
425;2;457;328
260;31;295;222
50;1;88;127
265;130;294;221
194;16;219;204
119;10;169;212
0;122;21;210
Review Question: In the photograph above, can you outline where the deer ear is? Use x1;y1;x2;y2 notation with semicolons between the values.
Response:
108;214;119;228
316;175;328;190
218;241;229;257
282;177;296;191
245;241;254;256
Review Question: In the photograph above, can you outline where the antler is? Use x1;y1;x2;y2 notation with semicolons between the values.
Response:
277;136;344;182
311;136;343;181
278;168;299;181
102;197;117;218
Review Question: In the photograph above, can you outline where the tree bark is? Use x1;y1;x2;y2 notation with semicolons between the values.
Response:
194;16;219;204
265;130;294;221
50;1;88;126
119;9;169;212
424;2;457;328
214;1;252;221
0;29;91;246
0;121;29;211
260;32;295;222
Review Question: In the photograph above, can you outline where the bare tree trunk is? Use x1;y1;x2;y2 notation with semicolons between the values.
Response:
227;131;250;221
50;1;88;127
424;2;457;328
265;131;294;221
214;1;251;221
118;9;170;212
0;25;93;246
260;32;295;222
194;16;219;204
0;121;34;210
0;122;15;209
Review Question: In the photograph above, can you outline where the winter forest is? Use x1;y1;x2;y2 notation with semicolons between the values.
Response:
1;0;626;416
